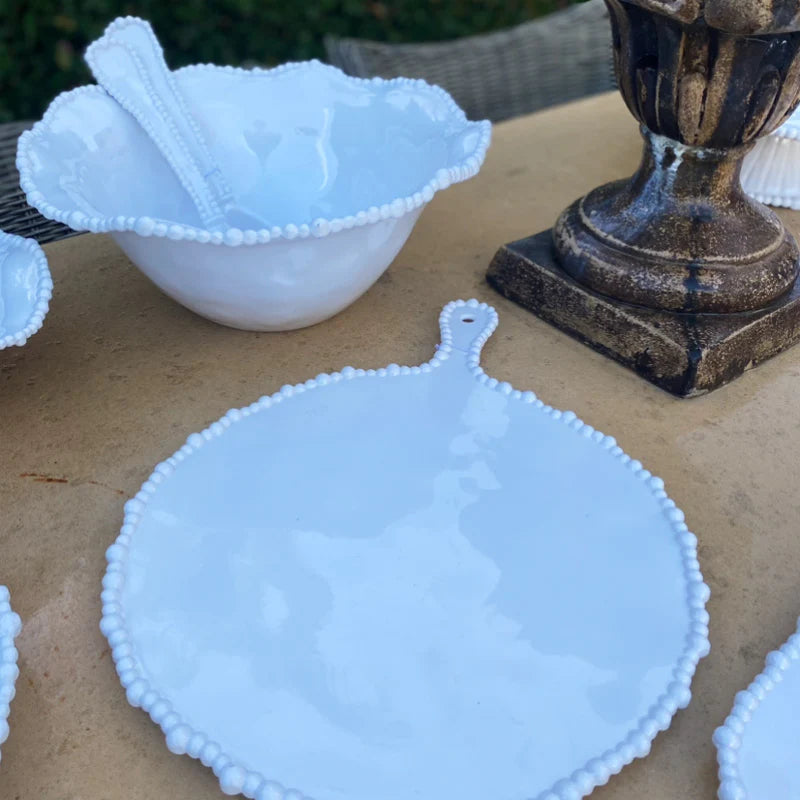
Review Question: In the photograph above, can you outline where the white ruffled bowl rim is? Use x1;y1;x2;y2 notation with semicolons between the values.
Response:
17;60;492;248
0;231;53;350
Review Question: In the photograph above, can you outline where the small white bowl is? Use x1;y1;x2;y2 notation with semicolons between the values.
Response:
18;61;490;331
0;231;53;350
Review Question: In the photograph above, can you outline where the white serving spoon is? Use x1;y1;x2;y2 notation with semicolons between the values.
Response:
86;16;265;232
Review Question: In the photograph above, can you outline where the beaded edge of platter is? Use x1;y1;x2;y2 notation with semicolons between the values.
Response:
0;586;22;765
713;618;800;800
100;299;711;800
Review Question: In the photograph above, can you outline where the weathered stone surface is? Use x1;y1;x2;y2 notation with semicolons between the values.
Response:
610;1;800;148
627;0;800;33
625;0;702;25
487;0;800;394
552;132;800;313
487;231;800;397
566;0;800;315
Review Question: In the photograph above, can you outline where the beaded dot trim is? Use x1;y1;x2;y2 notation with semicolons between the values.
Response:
0;586;22;766
713;617;800;800
101;299;711;800
776;111;800;142
17;55;492;247
86;18;234;231
0;231;53;350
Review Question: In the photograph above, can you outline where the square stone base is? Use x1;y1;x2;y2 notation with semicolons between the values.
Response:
487;231;800;397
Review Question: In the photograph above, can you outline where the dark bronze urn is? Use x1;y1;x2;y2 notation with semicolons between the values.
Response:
488;0;800;396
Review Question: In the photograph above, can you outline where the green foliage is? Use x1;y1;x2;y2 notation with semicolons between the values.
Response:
0;0;584;122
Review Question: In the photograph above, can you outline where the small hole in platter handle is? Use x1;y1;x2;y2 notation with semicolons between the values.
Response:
440;301;498;358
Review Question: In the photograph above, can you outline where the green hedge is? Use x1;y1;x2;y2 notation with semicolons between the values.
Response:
0;1;584;122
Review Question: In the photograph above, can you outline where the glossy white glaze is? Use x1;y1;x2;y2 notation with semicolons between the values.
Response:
777;108;800;141
714;617;800;800
742;107;800;210
0;230;52;350
0;586;22;767
110;211;422;330
86;18;266;232
101;300;710;800
17;57;490;330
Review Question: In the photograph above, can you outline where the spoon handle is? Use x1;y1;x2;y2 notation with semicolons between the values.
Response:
86;17;234;231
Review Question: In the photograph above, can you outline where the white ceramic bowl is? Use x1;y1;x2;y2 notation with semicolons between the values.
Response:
0;231;53;350
742;109;800;210
18;61;491;331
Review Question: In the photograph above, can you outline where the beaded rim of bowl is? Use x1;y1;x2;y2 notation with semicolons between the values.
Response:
713;618;800;800
0;585;22;765
0;231;53;350
17;60;492;248
100;299;711;800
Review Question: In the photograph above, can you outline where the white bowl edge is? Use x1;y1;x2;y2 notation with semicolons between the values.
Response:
17;60;492;248
0;231;53;350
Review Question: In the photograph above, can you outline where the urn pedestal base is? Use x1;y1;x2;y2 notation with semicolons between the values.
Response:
487;231;800;397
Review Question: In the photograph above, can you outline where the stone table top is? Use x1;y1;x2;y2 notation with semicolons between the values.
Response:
2;92;800;800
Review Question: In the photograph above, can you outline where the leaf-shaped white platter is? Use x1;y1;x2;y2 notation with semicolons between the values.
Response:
714;617;800;800
0;230;53;350
0;586;22;767
101;299;710;800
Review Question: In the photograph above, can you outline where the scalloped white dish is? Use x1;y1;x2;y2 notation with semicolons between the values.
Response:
742;108;800;209
101;299;710;800
0;586;22;767
17;48;490;331
0;231;53;350
714;617;800;800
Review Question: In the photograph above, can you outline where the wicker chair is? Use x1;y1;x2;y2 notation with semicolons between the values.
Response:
325;0;616;123
0;121;75;244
